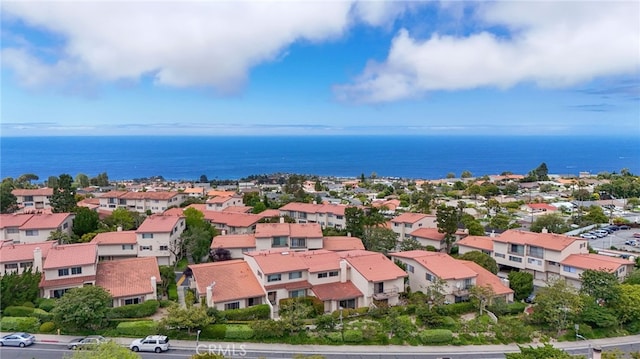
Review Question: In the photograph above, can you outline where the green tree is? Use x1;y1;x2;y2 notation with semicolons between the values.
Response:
508;271;534;301
582;205;609;225
530;213;569;233
183;226;214;263
469;284;495;315
90;172;110;187
74;173;90;188
460;214;486;235
436;204;459;253
0;268;41;309
47;175;59;188
461;170;473;178
158;265;176;297
73;207;100;237
48;229;73;244
16;173;39;187
505;344;576;359
490;213;513;231
623;269;640;285
460;251;498;274
159;304;211;334
399;237;426;251
103;208;139;230
50;174;77;213
0;178;18;213
362;226;397;254
53;286;112;331
579;269;621;304
64;341;141;359
531;279;583;335
279;298;314;334
613;284;640;324
344;207;365;238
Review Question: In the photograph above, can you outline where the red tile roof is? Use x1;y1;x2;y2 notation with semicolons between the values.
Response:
279;202;347;216
257;209;280;218
322;236;365;251
204;211;262;228
410;227;445;240
40;275;96;288
20;213;73;230
206;196;236;204
222;206;253;213
561;254;634;272
163;207;185;216
137;215;184;233
91;231;137;245
121;191;179;200
43;243;97;269
312;281;363;301
391;212;433;224
206;190;236;198
494;229;584;251
255;223;323;238
297;250;341;273
211;234;256;249
0;213;34;228
458;260;513;296
0;241;54;263
391;250;477;280
340;250;407;282
96;257;161;298
528;203;557;211
12;188;53;196
99;190;128;198
264;280;312;292
457;236;494;252
189;260;266;302
245;250;309;274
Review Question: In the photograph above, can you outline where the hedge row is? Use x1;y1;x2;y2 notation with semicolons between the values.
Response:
420;329;453;344
200;324;227;340
37;298;57;312
220;304;270;321
343;329;363;343
488;302;527;317
3;306;53;322
115;320;158;337
109;300;159;319
279;296;324;317
40;321;56;333
436;302;475;316
224;325;254;340
0;317;40;333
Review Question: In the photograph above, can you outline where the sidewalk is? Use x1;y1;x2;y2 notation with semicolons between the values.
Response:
6;332;640;355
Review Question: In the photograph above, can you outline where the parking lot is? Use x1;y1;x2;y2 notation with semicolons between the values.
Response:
590;227;640;253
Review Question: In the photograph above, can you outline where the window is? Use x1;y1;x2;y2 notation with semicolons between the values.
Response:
527;258;542;266
404;223;412;228
142;233;154;239
52;288;69;298
19;262;33;268
268;291;276;305
124;298;141;305
71;267;82;275
139;245;152;251
122;244;134;250
272;236;287;247
25;230;39;236
159;245;168;251
63;222;69;229
6;228;19;234
563;265;576;273
224;302;240;310
267;274;281;282
289;289;305;298
463;278;473;290
618;267;625;274
289;271;302;280
509;244;524;255
5;263;18;270
406;264;414;273
329;271;339;277
425;273;434;281
58;268;69;276
375;282;384;294
509;255;522;263
527;246;544;259
339;298;356;309
317;272;328;278
247;297;262;306
494;253;505;258
336;215;343;220
24;196;34;202
290;238;306;248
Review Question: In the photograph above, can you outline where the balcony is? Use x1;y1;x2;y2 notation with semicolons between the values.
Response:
372;286;399;300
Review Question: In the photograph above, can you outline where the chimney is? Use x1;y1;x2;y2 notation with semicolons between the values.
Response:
339;259;348;283
206;282;216;307
279;217;285;224
489;230;496;238
221;229;226;236
347;232;351;237
150;276;157;300
541;227;548;234
117;226;123;232
33;247;43;272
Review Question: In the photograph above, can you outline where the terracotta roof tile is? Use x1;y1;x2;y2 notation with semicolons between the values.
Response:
163;207;185;216
458;260;513;296
255;223;323;238
211;234;256;249
189;260;266;302
40;275;96;288
0;214;34;228
494;229;584;251
340;250;407;282
20;213;73;230
296;250;341;273
96;257;161;298
0;241;54;263
99;191;128;198
121;191;179;200
137;215;184;233
322;236;365;251
457;236;494;252
91;231;137;245
528;203;557;211
410;227;445;240
222;206;253;213
11;188;53;196
312;281;363;301
561;253;634;272
391;250;477;280
43;243;97;269
257;209;280;218
204;211;262;228
206;190;236;198
391;212;434;224
279;202;347;216
264;280;312;292
245;250;309;274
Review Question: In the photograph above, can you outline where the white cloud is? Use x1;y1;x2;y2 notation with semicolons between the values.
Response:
336;1;640;103
1;1;357;93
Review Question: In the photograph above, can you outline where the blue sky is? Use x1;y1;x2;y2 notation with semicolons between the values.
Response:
1;1;639;136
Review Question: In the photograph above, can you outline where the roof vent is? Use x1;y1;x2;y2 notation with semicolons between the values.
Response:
281;251;289;255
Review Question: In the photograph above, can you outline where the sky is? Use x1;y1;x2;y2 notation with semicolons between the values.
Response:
1;0;639;137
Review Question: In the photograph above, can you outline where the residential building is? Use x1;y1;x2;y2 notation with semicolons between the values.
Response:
0;214;34;242
17;213;75;243
136;215;186;266
409;228;446;250
254;222;323;251
96;257;161;307
11;188;53;211
189;260;269;312
321;236;365;251
279;202;347;229
91;230;138;261
184;187;206;198
98;191;188;214
458;260;514;303
457;235;494;256
40;243;98;299
560;254;635;289
491;229;589;286
390;213;437;241
210;234;257;259
204;211;263;235
206;195;244;211
0;240;54;275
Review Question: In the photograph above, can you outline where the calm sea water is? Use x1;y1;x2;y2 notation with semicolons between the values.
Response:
1;136;638;181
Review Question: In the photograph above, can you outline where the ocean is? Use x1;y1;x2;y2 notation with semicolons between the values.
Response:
1;136;638;181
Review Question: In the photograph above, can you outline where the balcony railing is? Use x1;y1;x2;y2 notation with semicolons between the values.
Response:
372;286;399;300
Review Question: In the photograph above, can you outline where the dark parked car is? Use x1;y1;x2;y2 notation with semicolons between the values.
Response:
619;225;631;230
525;293;536;304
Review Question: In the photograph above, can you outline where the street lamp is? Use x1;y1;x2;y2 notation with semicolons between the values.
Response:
196;329;201;347
339;306;344;341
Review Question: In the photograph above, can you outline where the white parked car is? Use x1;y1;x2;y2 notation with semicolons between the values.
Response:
580;233;598;240
129;335;170;353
